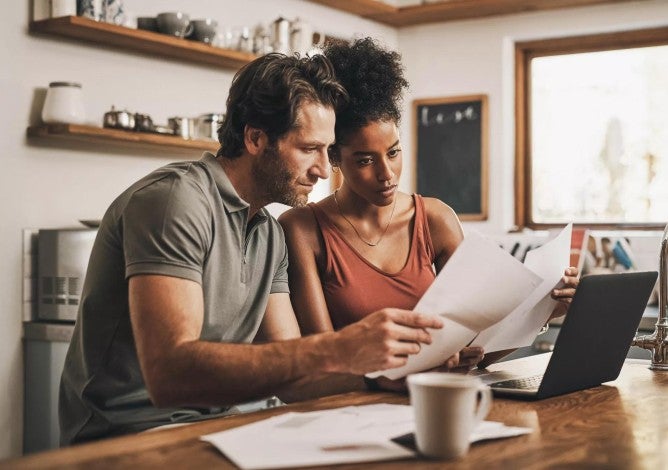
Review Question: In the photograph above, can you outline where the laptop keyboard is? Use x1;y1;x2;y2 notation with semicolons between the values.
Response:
491;374;543;390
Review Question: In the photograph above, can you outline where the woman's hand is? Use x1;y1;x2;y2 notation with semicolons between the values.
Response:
369;346;486;393
550;266;580;319
427;347;484;373
450;347;485;372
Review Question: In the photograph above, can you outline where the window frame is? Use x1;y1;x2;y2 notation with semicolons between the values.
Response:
515;26;668;230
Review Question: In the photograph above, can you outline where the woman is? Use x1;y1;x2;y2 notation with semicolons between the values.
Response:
279;38;578;373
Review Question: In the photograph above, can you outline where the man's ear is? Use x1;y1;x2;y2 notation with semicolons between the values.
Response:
243;125;268;156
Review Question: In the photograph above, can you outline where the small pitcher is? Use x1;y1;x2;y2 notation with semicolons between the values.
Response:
290;18;313;56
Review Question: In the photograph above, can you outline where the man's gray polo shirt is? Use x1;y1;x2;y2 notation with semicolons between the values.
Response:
59;152;289;444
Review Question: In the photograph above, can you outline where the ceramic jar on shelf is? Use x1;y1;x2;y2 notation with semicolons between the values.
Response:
41;81;86;125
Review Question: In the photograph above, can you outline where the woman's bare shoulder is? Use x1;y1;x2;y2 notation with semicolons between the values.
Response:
278;204;317;232
278;203;325;252
421;196;460;227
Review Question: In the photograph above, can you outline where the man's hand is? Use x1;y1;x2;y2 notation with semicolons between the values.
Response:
325;308;443;376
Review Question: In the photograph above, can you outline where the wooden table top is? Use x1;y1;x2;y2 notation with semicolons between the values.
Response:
4;355;667;469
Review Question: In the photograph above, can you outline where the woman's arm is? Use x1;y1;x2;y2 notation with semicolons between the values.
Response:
422;197;465;273
278;206;335;334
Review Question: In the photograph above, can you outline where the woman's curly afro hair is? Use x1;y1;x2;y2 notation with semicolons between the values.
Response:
324;37;408;145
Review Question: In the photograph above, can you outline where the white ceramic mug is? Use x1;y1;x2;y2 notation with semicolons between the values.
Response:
51;0;77;17
289;18;312;55
407;372;492;460
311;30;327;50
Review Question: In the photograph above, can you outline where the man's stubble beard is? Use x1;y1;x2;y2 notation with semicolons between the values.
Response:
252;144;309;208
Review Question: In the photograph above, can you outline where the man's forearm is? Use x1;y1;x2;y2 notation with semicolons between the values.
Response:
141;308;444;409
146;332;340;408
275;373;367;404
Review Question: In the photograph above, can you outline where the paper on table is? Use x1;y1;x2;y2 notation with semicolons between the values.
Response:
200;404;532;470
472;224;572;352
200;404;415;470
471;420;533;442
368;231;543;380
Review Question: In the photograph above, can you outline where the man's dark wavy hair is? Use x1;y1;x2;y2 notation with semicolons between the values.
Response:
217;53;348;158
324;37;408;151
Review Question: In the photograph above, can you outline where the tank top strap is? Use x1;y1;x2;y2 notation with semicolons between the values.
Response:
307;202;331;229
412;194;436;264
307;202;340;273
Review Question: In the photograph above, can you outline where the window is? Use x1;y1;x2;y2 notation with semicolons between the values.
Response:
515;27;668;229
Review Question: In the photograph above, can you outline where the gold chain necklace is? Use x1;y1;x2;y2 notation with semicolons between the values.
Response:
333;189;397;247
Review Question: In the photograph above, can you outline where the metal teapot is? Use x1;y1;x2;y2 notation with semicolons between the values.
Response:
103;106;135;130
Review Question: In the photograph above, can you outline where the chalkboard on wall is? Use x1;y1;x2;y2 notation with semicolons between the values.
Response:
414;95;488;221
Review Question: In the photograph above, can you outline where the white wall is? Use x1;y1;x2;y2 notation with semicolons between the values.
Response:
0;0;395;458
396;0;668;233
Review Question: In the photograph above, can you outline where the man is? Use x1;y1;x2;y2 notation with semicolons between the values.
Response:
59;53;443;445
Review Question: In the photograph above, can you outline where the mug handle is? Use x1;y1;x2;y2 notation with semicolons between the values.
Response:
473;385;493;425
312;31;326;48
183;22;194;38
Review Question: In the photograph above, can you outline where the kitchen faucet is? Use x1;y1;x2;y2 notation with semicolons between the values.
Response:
631;224;668;370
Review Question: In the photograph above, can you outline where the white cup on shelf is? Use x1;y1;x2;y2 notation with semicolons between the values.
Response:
32;0;51;21
51;0;77;17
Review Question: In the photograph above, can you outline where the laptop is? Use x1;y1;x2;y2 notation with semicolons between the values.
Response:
486;271;657;399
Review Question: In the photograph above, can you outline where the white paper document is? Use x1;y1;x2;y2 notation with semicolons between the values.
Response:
201;404;414;470
471;420;533;442
200;404;532;469
368;225;572;380
368;231;543;380
472;224;573;352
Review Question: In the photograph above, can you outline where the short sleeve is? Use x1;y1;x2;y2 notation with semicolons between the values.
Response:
271;242;290;294
271;220;290;294
123;174;212;284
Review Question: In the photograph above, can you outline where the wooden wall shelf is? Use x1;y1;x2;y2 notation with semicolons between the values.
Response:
29;16;256;69
305;0;396;17
307;0;643;26
27;124;219;154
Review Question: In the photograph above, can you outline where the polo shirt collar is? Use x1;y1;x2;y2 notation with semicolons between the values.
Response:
200;152;269;221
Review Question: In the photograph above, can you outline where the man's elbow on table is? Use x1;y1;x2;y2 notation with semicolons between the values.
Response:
141;356;186;408
139;343;215;408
